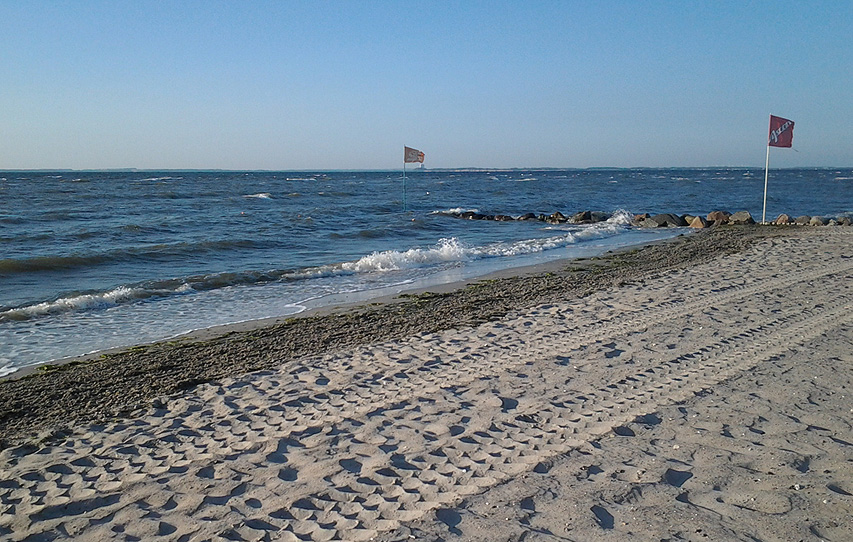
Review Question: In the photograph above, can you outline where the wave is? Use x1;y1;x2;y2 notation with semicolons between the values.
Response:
0;266;294;322
0;214;27;224
1;286;145;322
334;210;634;274
243;193;273;199
0;271;261;323
1;212;634;323
0;239;266;275
0;254;111;274
340;238;468;273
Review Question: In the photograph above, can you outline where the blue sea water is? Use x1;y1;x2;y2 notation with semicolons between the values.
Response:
1;168;851;376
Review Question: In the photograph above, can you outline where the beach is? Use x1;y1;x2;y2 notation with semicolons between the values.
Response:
2;225;852;541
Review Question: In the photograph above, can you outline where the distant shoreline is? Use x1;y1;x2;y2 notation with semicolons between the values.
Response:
3;166;850;173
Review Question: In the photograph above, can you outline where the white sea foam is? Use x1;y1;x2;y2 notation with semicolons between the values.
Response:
0;286;141;322
431;207;480;215
342;238;469;273
243;193;273;199
332;211;634;274
607;209;634;225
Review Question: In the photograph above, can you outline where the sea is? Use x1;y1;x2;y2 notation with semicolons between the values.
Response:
2;168;851;377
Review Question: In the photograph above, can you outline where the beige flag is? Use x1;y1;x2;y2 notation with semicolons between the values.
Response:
404;146;425;163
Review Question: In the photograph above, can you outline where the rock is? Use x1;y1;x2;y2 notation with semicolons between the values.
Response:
689;216;708;228
650;213;688;227
633;213;650;225
774;214;792;225
729;211;755;225
494;215;515;222
547;212;567;224
570;210;592;224
809;216;829;226
828;219;839;226
590;211;610;223
682;215;696;225
460;211;484;220
839;217;852;226
640;218;660;228
794;215;812;225
706;210;730;224
518;213;538;221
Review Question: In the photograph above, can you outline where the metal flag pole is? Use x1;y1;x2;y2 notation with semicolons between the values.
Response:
762;140;771;224
402;153;407;212
763;114;796;225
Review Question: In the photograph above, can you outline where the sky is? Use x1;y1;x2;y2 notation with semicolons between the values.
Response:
1;1;851;170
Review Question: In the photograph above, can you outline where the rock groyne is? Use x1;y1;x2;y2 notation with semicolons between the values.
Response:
437;209;853;228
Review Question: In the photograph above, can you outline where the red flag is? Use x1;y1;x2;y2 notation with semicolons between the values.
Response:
768;115;794;147
404;146;425;163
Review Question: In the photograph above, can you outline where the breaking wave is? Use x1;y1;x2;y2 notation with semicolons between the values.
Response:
1;286;148;322
332;210;633;273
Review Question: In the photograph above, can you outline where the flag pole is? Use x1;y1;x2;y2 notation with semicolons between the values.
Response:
763;114;795;224
402;156;407;212
762;142;770;224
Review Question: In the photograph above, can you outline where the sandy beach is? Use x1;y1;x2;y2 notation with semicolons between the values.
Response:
2;226;852;541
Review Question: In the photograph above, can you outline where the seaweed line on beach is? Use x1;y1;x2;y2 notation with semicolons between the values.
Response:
0;226;790;448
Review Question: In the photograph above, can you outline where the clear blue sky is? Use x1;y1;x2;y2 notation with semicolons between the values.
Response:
1;1;850;169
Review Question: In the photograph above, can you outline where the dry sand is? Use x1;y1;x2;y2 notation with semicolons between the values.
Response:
1;227;852;541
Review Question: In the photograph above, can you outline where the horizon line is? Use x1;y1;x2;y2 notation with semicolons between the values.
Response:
2;165;850;173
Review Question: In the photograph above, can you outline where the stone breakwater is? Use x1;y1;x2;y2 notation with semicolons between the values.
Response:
438;209;853;228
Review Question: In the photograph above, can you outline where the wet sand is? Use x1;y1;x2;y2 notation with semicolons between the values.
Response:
2;226;852;541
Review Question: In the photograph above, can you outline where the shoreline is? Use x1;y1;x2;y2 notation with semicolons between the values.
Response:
1;233;673;381
0;226;781;447
0;219;680;381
